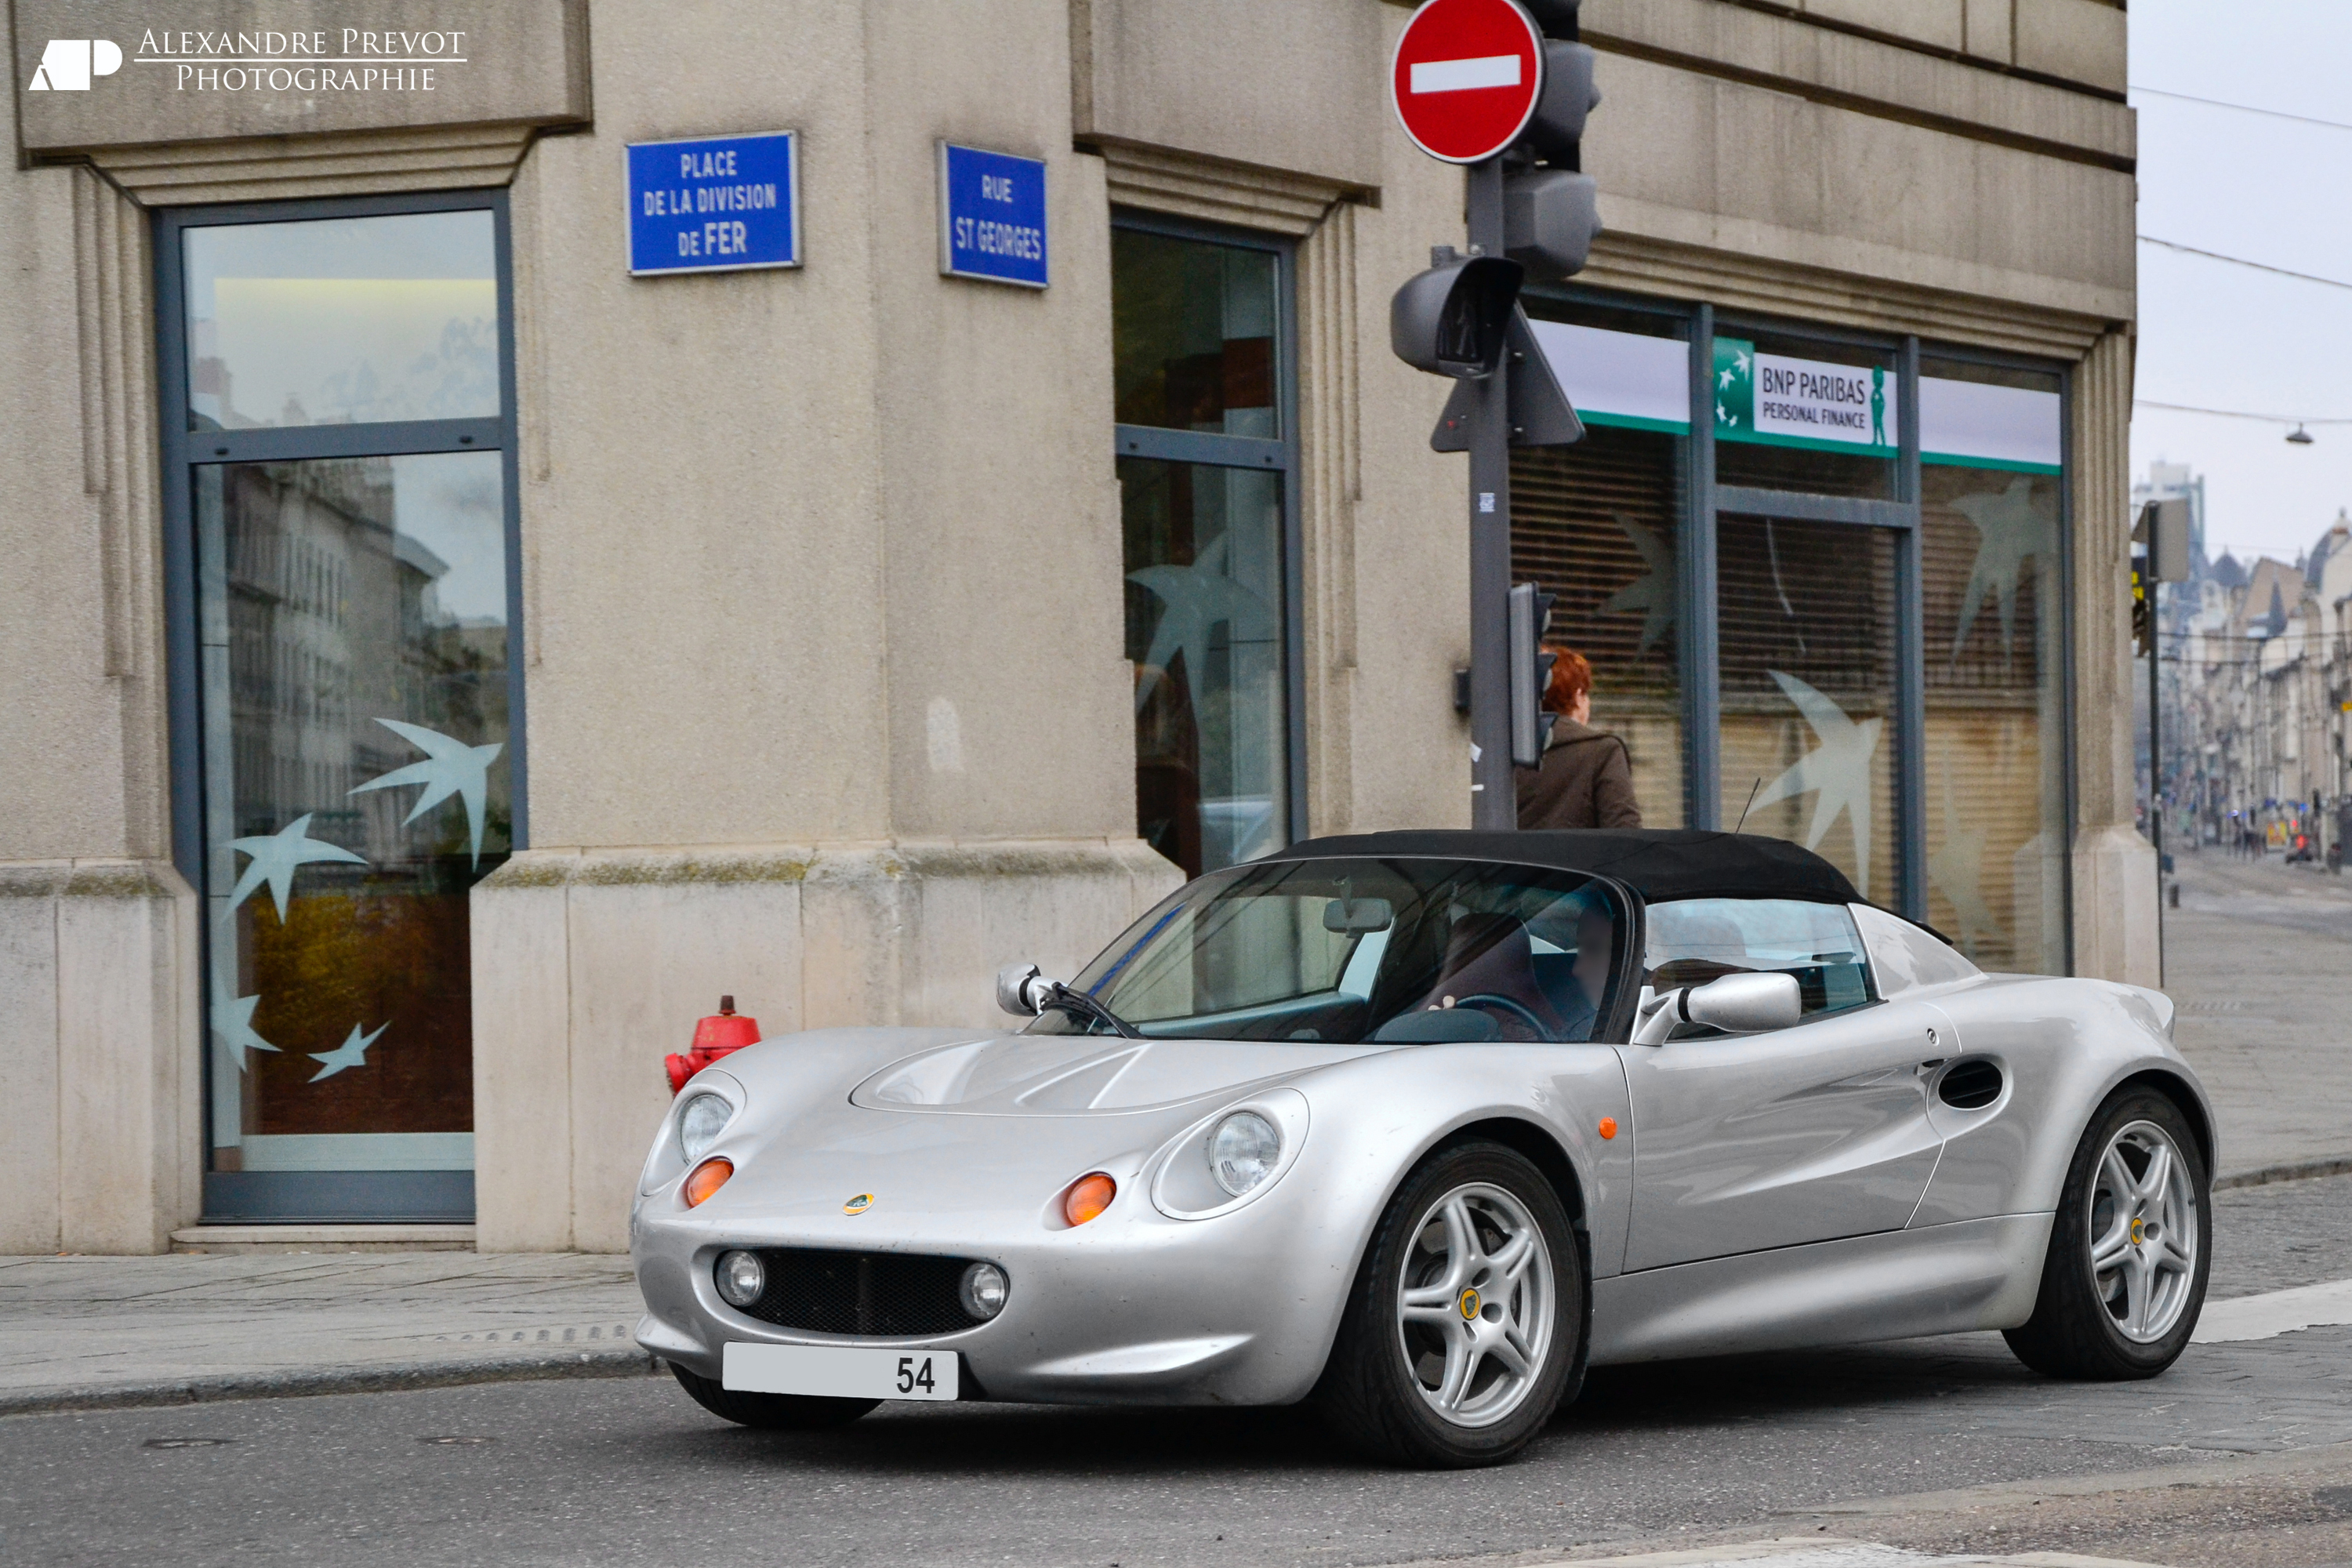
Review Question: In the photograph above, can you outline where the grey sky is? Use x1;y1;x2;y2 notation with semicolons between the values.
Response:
2130;1;2352;568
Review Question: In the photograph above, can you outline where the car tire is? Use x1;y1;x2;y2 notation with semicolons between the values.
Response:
666;1360;880;1430
2004;1087;2210;1381
1312;1139;1584;1468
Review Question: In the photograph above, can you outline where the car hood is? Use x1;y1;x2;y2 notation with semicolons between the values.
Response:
848;1033;1393;1114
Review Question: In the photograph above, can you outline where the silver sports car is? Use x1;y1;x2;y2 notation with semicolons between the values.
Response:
630;829;2213;1466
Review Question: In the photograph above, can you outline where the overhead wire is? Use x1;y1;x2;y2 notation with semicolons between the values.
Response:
2129;85;2352;136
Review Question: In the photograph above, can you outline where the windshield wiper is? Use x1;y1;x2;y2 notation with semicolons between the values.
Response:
1041;984;1142;1040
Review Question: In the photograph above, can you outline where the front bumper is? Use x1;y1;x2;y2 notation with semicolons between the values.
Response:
630;1118;1362;1407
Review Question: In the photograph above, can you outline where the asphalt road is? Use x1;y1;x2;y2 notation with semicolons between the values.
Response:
6;1176;2350;1568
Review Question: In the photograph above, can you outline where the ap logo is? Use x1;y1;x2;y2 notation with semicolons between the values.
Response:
28;39;123;91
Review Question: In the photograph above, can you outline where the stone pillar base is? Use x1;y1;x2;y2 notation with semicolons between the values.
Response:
0;860;201;1254
469;837;1185;1252
2070;822;2159;987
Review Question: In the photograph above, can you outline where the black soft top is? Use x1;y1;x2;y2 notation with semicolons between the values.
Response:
1265;829;1863;906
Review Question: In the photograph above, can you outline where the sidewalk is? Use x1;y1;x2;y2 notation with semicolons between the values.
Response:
2161;847;2352;1183
0;1251;652;1417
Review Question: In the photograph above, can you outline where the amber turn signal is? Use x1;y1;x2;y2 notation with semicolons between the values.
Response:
1597;1117;1618;1141
683;1156;734;1207
1063;1171;1116;1226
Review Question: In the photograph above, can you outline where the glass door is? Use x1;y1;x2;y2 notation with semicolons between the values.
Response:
163;197;518;1222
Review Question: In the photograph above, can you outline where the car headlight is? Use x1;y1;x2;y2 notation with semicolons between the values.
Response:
677;1092;734;1163
1209;1111;1281;1197
715;1249;765;1308
959;1261;1008;1320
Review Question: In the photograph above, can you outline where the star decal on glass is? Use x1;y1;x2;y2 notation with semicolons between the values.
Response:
209;978;280;1076
1601;514;1678;653
350;719;506;868
309;1020;389;1082
1949;477;2048;662
1748;670;1884;899
1928;776;1997;958
1128;532;1277;714
227;814;368;922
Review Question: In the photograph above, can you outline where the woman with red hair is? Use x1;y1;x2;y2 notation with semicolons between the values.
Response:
1515;646;1641;830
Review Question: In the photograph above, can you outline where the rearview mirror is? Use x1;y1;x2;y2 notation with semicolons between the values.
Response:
1323;897;1394;934
1682;971;1802;1034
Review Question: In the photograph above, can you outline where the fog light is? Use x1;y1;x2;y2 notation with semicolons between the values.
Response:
716;1249;765;1308
959;1261;1008;1320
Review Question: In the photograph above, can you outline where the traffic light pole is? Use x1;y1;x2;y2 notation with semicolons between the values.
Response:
1465;157;1516;829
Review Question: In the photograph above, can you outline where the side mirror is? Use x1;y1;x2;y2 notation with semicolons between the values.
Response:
1631;971;1802;1044
996;962;1059;1017
1683;971;1802;1034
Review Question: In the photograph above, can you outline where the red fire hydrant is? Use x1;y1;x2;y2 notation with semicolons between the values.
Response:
665;995;761;1095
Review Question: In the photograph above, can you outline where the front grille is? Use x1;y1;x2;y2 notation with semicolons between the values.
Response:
730;1248;985;1336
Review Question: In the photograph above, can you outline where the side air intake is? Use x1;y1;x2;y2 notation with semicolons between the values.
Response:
1938;1058;2004;1110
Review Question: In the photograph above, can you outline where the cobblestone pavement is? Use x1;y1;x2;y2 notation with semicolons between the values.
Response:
2161;848;2352;1179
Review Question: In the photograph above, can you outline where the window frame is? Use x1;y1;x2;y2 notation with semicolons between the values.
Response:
154;188;525;1224
1109;206;1308;855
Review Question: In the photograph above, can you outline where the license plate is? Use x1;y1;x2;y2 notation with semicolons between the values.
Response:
721;1343;960;1402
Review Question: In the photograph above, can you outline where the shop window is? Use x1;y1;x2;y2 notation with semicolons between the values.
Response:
1717;516;1898;903
1112;220;1299;878
162;196;517;1222
1511;303;1690;826
1920;357;2067;972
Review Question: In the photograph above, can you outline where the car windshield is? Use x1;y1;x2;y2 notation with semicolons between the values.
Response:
1030;857;1627;1044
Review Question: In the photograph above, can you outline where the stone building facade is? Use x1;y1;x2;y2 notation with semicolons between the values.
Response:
2;0;2147;1252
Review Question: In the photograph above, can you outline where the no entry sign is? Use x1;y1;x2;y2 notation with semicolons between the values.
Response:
1390;0;1545;164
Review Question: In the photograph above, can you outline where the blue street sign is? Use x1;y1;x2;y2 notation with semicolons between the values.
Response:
627;131;800;276
937;143;1048;289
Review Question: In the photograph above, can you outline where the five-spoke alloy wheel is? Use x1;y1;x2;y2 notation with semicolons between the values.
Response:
1316;1141;1583;1466
1396;1182;1556;1426
2006;1087;2210;1379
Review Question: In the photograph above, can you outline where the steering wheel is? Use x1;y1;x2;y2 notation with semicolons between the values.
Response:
1450;993;1548;1039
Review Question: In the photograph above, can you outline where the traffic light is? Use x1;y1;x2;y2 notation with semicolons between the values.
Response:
1390;248;1524;377
1509;582;1559;766
1504;4;1602;285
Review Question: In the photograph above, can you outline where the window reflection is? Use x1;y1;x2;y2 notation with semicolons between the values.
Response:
184;210;499;430
1121;457;1289;878
1111;229;1279;439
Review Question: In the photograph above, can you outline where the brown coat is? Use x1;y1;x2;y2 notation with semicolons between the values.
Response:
1516;719;1642;830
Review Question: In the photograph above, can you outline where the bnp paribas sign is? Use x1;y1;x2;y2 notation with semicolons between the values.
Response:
1713;337;1898;459
13;2;588;156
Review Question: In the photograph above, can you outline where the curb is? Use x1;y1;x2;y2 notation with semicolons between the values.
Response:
2215;1156;2352;1192
0;1346;666;1420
